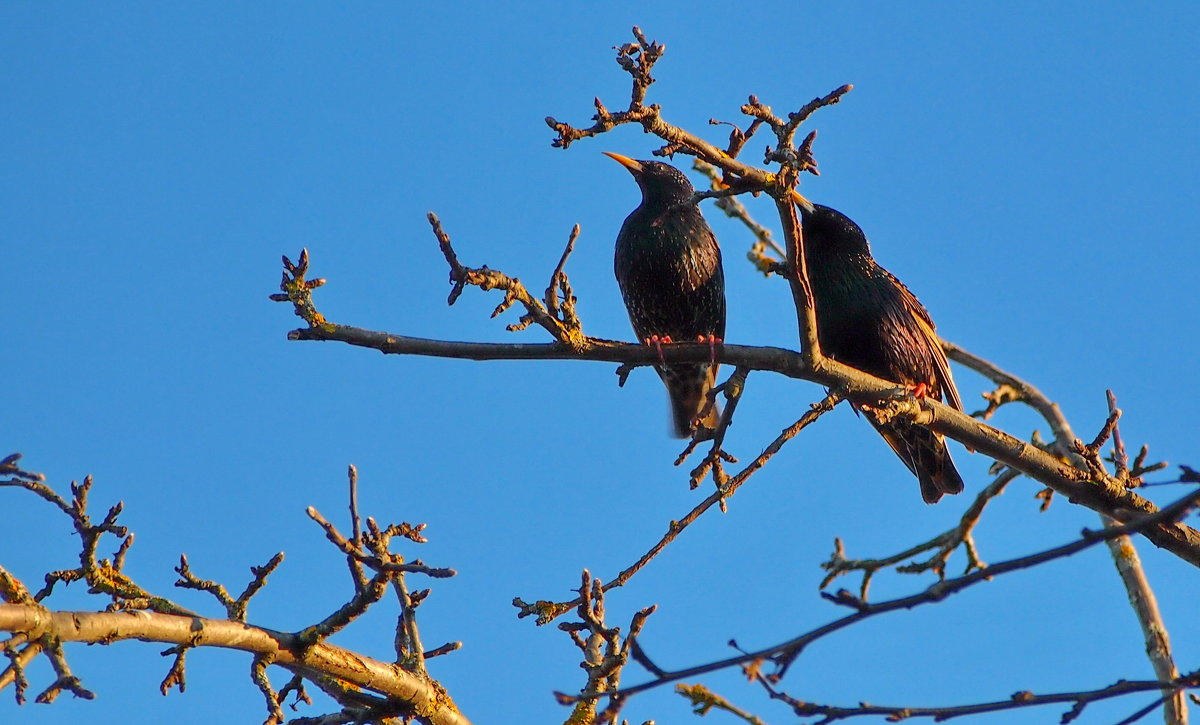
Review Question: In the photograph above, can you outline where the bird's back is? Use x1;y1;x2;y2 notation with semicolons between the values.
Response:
801;203;964;502
802;206;954;405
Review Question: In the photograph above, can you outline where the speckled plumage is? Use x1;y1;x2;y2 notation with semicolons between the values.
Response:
608;155;726;437
801;203;964;503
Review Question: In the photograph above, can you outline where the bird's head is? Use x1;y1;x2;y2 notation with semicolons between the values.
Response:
800;203;872;256
603;152;695;205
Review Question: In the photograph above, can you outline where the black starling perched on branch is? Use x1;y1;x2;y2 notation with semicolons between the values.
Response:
798;201;964;503
606;152;726;437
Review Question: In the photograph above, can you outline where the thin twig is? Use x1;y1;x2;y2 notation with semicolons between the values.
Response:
552;570;657;725
1102;393;1186;725
677;366;750;491
693;159;787;274
514;391;841;625
427;213;587;349
820;468;1019;600
346;465;367;592
677;682;769;724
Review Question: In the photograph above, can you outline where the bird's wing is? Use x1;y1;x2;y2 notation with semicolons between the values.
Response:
679;224;723;292
885;270;963;413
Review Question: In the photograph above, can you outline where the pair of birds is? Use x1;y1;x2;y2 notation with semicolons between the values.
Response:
606;152;963;504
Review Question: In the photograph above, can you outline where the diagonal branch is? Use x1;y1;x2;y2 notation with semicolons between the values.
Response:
581;488;1200;703
0;474;194;616
774;186;821;362
693;159;786;275
944;344;1188;725
514;391;842;626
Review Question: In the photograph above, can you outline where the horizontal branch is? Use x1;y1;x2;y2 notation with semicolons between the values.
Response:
0;605;470;725
288;325;1200;567
768;669;1200;724
288;325;805;368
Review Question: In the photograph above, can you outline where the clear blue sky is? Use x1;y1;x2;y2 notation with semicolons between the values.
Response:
4;3;1198;723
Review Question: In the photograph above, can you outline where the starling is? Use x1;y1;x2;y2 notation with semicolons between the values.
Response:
606;152;726;437
798;201;964;503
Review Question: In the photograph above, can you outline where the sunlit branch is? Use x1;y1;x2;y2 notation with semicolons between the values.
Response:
280;283;1200;567
0;456;471;725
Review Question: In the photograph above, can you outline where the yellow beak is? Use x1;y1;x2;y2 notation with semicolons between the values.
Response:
603;151;643;173
789;188;815;213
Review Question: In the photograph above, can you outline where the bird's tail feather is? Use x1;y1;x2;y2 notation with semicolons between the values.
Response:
874;423;964;504
660;363;720;438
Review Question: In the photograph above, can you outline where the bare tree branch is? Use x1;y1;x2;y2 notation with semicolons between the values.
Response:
513;391;842;625
584;488;1200;702
820;468;1019;599
279;293;1200;567
0;605;470;725
270;28;1200;574
944;344;1188;725
753;666;1199;724
677;682;769;724
1;456;470;725
551;570;657;725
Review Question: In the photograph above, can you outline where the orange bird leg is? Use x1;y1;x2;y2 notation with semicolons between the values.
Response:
644;334;674;364
697;334;722;368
